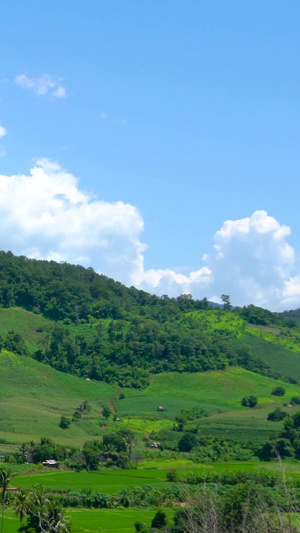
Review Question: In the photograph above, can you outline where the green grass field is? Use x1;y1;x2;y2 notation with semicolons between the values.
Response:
1;508;176;533
0;350;114;446
12;469;170;492
11;462;300;492
1;349;300;446
0;308;52;354
234;335;300;381
117;367;300;418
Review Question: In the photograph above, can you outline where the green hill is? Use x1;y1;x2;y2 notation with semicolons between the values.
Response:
0;251;300;413
1;350;299;447
0;350;114;446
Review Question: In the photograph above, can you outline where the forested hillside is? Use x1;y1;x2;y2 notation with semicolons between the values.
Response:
0;251;300;388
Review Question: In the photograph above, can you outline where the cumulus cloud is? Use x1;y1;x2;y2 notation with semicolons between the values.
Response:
15;74;67;98
0;160;299;310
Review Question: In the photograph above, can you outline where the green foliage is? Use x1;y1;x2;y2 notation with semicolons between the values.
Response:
272;386;285;396
102;404;111;420
151;509;168;529
291;396;300;405
241;395;258;408
59;416;71;429
267;407;287;422
0;251;297;389
178;433;198;452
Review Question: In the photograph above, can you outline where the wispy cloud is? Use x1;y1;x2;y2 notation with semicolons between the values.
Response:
15;74;67;98
0;125;7;157
0;125;7;138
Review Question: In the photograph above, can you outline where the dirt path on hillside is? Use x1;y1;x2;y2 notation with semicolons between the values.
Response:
108;397;115;412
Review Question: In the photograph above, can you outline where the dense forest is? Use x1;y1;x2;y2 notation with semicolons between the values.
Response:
0;251;298;388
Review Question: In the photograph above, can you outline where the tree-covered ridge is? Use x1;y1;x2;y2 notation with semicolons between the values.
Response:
0;251;299;388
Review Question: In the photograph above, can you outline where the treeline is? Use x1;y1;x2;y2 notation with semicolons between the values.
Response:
0;251;294;326
0;251;211;323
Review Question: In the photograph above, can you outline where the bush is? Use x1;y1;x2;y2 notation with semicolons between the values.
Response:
291;396;300;405
151;509;167;529
178;433;198;452
288;377;298;385
59;416;71;429
166;469;179;482
267;408;287;421
241;396;258;408
119;392;125;400
272;386;285;396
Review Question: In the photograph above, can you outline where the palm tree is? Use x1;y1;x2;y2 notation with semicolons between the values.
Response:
14;489;28;523
46;500;70;533
0;467;12;533
19;443;28;463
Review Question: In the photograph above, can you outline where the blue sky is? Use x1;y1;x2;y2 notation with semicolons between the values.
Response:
1;1;300;310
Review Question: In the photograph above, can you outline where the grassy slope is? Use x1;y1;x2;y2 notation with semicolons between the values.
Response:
0;350;114;446
116;368;300;441
0;308;52;353
1;350;300;445
117;368;300;418
1;307;300;445
233;335;300;381
2;307;300;386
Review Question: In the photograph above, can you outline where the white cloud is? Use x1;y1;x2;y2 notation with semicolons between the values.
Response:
0;159;144;283
0;146;7;158
15;74;67;98
52;86;66;99
0;125;7;138
0;160;299;310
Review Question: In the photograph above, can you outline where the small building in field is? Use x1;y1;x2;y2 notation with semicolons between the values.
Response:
42;459;58;467
157;406;166;412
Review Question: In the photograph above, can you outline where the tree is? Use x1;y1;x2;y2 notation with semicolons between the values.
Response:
102;404;111;420
178;433;198;452
241;396;258;408
221;294;232;311
151;509;167;529
267;407;287;421
117;428;135;460
82;441;101;470
0;467;12;533
59;416;71;429
14;489;28;523
19;442;28;463
19;486;70;533
68;450;86;471
272;386;285;396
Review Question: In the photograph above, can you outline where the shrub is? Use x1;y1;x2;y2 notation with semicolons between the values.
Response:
272;386;285;396
267;408;287;421
241;396;258;408
291;396;300;405
178;433;198;452
151;509;168;529
166;469;179;482
119;392;125;400
59;416;71;429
